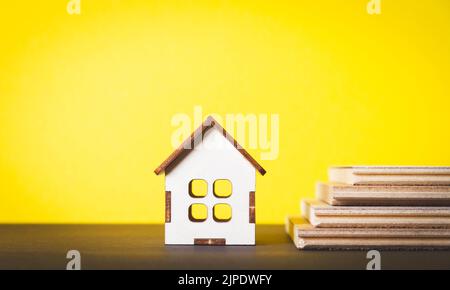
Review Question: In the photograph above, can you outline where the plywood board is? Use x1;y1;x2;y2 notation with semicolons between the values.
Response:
301;199;450;228
288;216;450;238
286;216;450;250
317;182;450;206
329;166;450;186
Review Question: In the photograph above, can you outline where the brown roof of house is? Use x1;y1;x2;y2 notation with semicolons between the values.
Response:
154;116;266;175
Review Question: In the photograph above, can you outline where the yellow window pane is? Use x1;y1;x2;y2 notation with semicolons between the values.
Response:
189;204;208;222
213;203;232;222
213;179;232;198
189;179;207;197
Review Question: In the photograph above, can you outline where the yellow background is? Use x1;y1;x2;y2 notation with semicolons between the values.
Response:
1;0;450;224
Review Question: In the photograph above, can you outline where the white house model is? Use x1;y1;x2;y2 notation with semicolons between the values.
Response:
155;116;266;245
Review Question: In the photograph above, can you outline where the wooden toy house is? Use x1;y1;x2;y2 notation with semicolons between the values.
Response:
155;116;266;245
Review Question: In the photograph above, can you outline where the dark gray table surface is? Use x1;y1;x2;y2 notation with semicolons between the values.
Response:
0;225;449;270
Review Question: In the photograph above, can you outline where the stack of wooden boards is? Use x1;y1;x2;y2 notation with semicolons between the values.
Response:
286;166;450;250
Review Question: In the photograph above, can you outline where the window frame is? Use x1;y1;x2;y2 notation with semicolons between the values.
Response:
188;179;208;198
213;179;233;198
188;203;208;222
213;203;232;223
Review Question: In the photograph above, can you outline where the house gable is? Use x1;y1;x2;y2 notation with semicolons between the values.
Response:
154;116;266;176
164;127;256;191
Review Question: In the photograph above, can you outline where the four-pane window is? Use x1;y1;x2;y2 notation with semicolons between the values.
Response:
188;179;232;222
